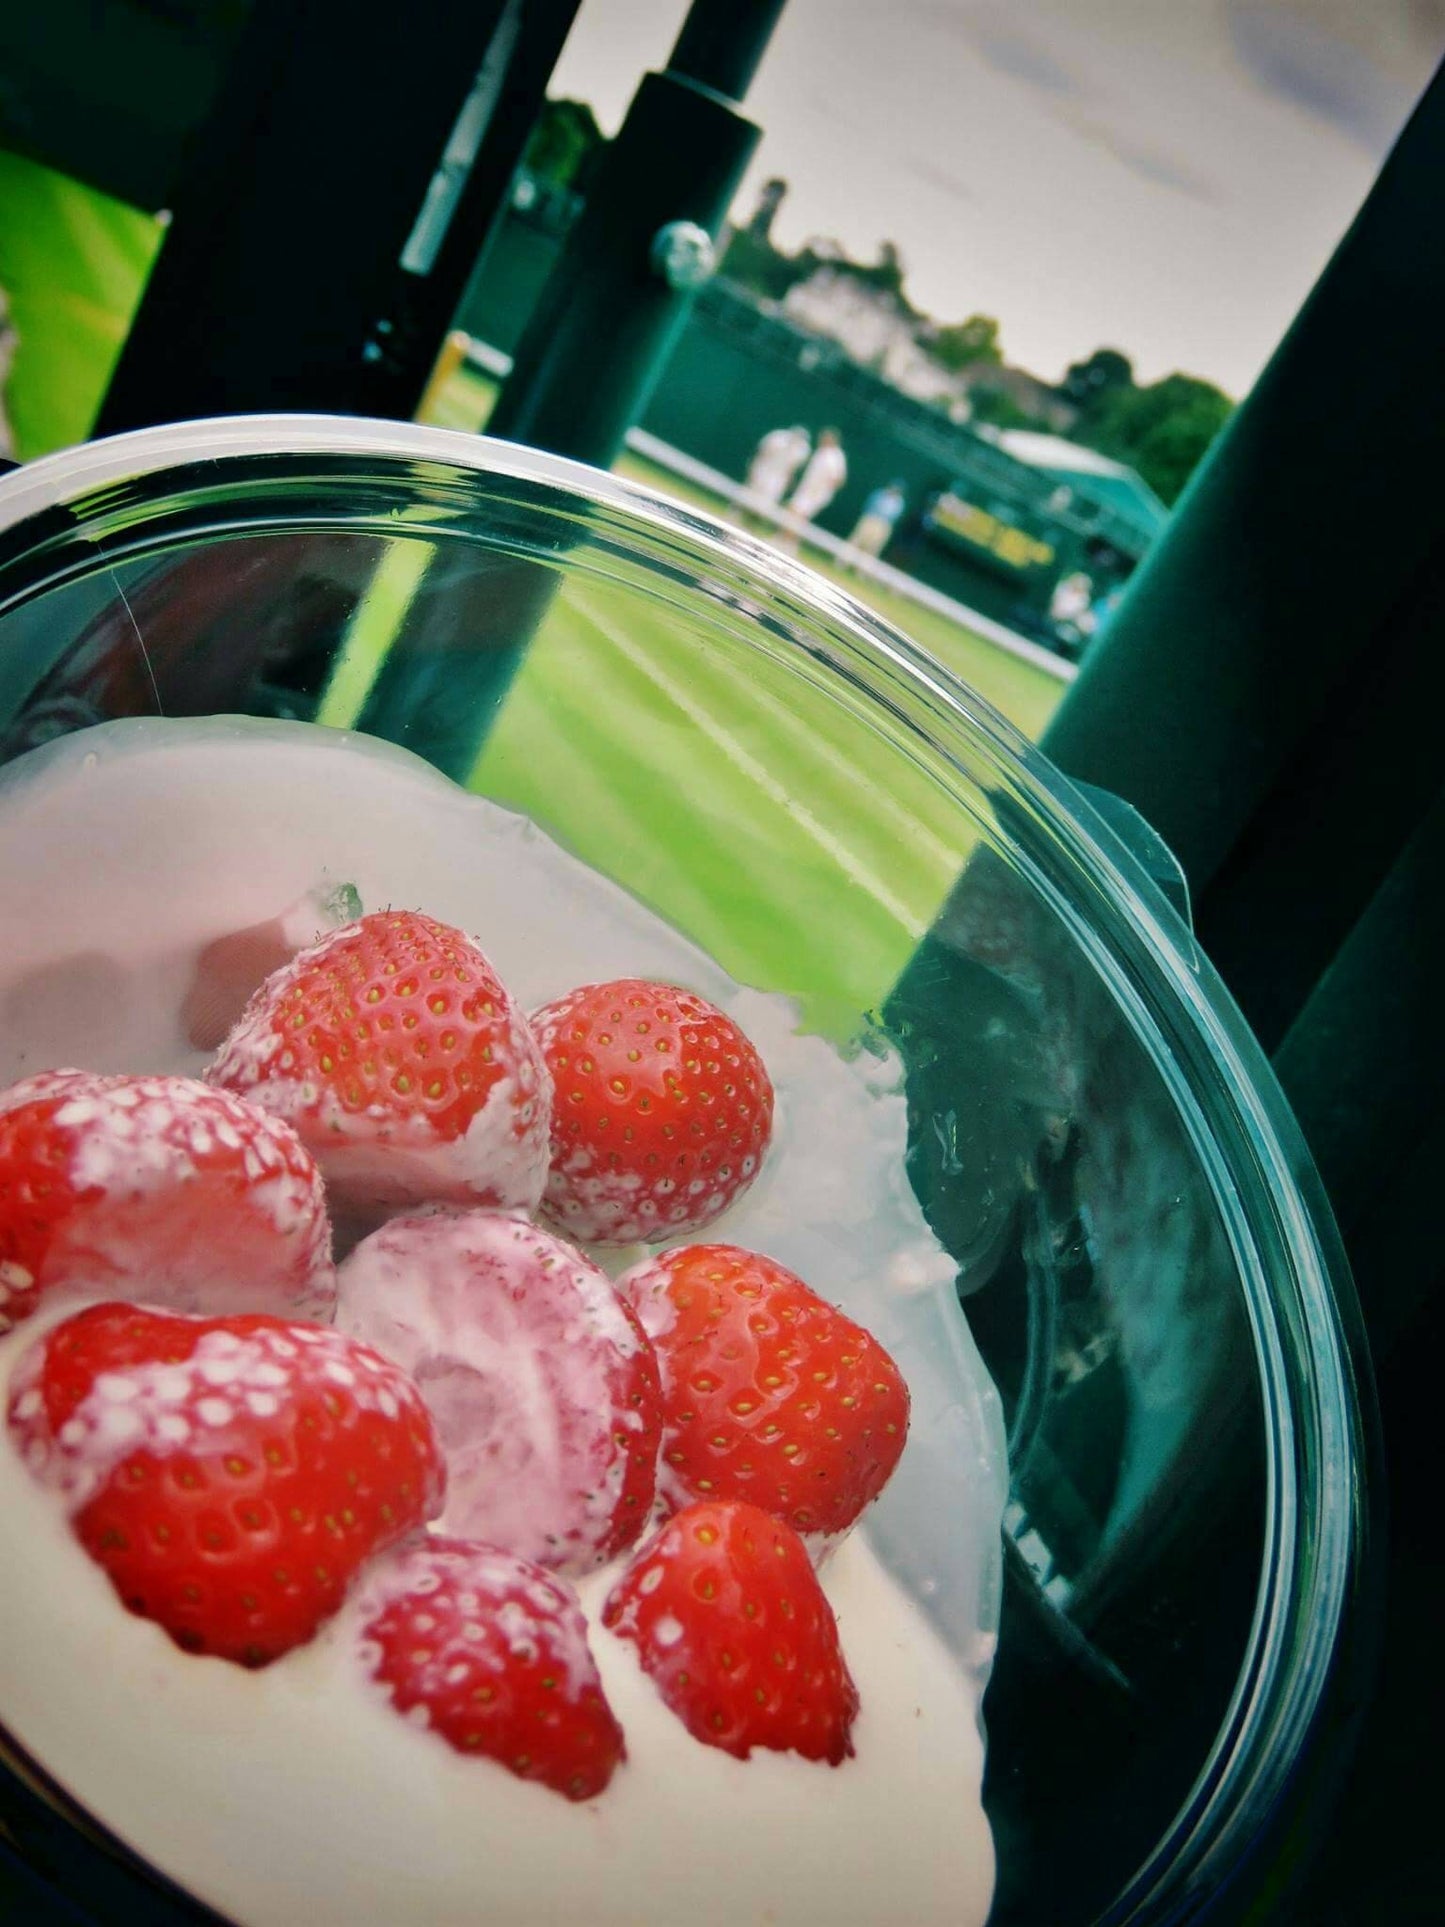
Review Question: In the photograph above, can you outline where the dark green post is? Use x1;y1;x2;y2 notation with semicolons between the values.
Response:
357;0;788;777
487;0;787;465
1038;63;1445;1332
1033;60;1445;1924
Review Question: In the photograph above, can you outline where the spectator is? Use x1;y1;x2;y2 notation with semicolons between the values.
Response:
846;479;907;566
1047;568;1096;658
744;423;811;521
779;428;847;551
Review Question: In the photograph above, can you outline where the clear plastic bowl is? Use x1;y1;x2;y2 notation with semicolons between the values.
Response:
0;418;1374;1925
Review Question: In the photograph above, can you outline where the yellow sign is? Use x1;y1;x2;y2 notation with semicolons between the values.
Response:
929;494;1054;572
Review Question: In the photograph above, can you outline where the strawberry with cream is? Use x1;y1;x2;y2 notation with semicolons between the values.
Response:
208;910;551;1222
336;1210;662;1573
359;1536;625;1800
8;1301;445;1665
0;1069;334;1331
0;717;1003;1927
532;979;773;1245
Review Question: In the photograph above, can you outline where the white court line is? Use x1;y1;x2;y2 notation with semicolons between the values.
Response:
570;580;963;877
568;594;944;938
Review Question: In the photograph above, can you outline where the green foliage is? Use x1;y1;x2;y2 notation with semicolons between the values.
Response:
1076;372;1233;505
523;98;605;195
967;387;1049;432
931;314;1003;371
1060;347;1134;410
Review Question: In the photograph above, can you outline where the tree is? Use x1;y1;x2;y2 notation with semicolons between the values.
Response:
1060;347;1134;413
931;314;1003;372
718;227;819;304
967;387;1050;433
1078;373;1233;505
522;99;605;195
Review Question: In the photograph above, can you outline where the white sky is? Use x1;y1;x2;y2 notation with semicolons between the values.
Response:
550;0;1445;396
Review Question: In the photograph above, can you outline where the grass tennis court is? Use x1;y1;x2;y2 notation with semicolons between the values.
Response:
463;573;981;1039
317;543;998;1039
422;361;1065;743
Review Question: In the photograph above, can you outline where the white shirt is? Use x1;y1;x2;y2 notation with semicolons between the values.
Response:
747;428;811;503
789;442;847;520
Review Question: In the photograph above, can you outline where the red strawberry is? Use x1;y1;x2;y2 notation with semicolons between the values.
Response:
0;1069;334;1334
6;1302;445;1665
336;1212;660;1573
360;1536;624;1800
602;1499;857;1764
531;979;773;1245
182;884;363;1052
617;1244;909;1540
207;910;551;1222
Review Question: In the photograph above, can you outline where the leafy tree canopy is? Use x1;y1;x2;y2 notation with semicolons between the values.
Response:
967;387;1051;433
1074;371;1233;505
523;98;605;195
932;314;1003;371
1060;347;1134;411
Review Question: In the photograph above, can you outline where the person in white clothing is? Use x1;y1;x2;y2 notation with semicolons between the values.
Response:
745;424;811;513
779;429;847;550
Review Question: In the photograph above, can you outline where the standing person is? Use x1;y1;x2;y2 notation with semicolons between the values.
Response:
743;423;811;525
1047;568;1096;658
846;479;907;566
780;428;847;551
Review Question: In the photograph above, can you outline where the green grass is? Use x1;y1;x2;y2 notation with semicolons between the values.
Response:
462;573;982;1038
419;361;1064;743
0;150;165;459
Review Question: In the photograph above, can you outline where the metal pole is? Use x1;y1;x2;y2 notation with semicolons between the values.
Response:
358;0;789;775
486;0;788;466
666;0;790;103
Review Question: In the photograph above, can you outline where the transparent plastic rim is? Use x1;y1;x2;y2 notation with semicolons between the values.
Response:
0;416;1368;1923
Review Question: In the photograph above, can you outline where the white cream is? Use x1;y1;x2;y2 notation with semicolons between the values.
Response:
0;717;1006;1925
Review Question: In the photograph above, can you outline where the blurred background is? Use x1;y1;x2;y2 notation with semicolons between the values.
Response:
3;0;1439;698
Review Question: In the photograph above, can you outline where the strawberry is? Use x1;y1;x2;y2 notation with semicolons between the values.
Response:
0;1069;334;1334
617;1244;909;1540
602;1499;858;1764
530;979;773;1246
182;882;361;1053
6;1301;445;1665
359;1536;624;1800
336;1212;661;1573
207;910;551;1222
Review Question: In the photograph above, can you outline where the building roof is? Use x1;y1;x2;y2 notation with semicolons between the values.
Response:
987;429;1169;535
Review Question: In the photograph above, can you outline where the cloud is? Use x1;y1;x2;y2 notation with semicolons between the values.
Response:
905;3;1216;202
899;154;976;202
911;2;1086;99
1062;114;1223;202
1226;0;1441;151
